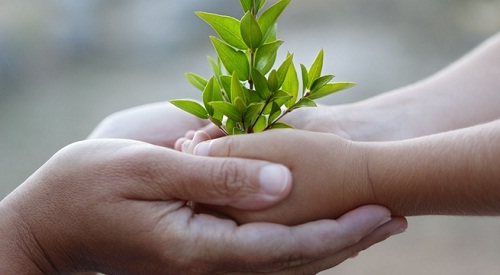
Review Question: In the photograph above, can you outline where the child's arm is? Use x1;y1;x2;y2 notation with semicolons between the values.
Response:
189;120;500;225
280;32;500;141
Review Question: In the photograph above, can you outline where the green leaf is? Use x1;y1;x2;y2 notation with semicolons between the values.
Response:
272;90;293;107
307;82;356;100
310;74;334;93
276;54;293;88
239;0;267;14
202;77;215;116
253;115;268;133
209;101;242;122
290;97;317;111
265;23;277;43
267;69;279;92
254;40;283;75
226;119;236;135
251;67;271;99
269;122;294;129
258;0;291;41
300;64;308;94
231;71;246;105
308;49;324;88
210;36;250;81
239;0;252;12
170;100;209;119
219;75;232;101
234;97;247;113
240;12;263;49
196;12;247;50
209;117;223;127
207;56;222;79
244;102;265;126
283;60;299;108
185;73;208;92
232;127;246;135
269;101;282;123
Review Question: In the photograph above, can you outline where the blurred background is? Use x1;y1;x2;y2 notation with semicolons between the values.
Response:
1;0;499;274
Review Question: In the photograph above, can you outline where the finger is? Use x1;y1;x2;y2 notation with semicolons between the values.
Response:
194;129;304;159
203;205;397;273
199;123;226;138
269;216;408;274
174;137;189;151
186;131;211;154
127;147;292;210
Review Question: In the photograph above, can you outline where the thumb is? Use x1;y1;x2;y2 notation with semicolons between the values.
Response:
161;152;293;210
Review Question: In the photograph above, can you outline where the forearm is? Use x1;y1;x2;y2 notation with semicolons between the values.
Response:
367;119;500;216
334;32;500;141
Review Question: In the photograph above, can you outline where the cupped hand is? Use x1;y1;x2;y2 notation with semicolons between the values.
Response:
0;139;405;274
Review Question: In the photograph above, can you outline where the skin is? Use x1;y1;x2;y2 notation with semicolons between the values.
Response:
0;103;407;274
177;32;500;225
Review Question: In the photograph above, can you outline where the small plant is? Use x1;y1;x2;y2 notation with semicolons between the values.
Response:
170;0;355;135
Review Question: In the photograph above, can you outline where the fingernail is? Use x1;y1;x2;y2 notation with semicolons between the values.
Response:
194;141;211;156
259;164;291;196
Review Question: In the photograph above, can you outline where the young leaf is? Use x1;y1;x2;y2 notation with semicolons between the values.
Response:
239;0;267;14
282;60;299;108
267;69;279;92
202;76;223;116
232;127;246;135
307;82;356;100
269;101;282;123
240;12;263;49
239;0;252;12
310;74;334;93
185;73;208;92
308;49;324;87
170;100;209;119
276;54;293;88
234;97;247;113
265;23;277;43
231;71;246;105
210;36;250;81
254;40;283;75
251;67;271;99
244;102;265;126
272;90;293;107
253;115;268;133
207;56;222;79
290;97;317;111
219;75;232;101
209;101;242;122
269;122;294;129
258;0;291;41
202;77;216;116
196;12;247;50
300;64;309;94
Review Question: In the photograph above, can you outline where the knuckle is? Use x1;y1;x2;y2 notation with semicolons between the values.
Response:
209;159;250;199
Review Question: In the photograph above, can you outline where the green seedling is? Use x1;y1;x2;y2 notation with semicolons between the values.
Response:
170;0;355;135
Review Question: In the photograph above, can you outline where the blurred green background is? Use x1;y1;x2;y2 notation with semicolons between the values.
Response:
1;0;499;274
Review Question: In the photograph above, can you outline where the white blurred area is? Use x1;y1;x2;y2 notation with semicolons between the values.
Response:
1;1;500;274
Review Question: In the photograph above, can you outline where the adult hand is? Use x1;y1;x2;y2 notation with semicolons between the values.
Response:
0;139;406;274
88;102;212;148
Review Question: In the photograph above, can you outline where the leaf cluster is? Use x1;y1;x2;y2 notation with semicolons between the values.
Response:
170;0;355;135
